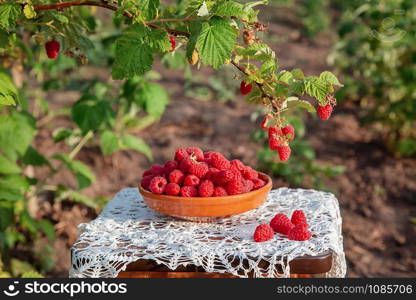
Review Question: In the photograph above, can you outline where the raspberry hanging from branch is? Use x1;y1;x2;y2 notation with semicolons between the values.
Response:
19;0;344;162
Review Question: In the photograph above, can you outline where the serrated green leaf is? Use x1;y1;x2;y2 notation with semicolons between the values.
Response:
0;111;36;161
136;0;160;20
290;80;305;95
212;1;247;18
320;71;343;86
100;130;120;155
36;219;55;242
121;135;153;161
0;175;30;202
277;70;294;84
287;99;316;113
52;128;73;143
186;21;202;59
261;59;277;74
61;188;107;209
0;29;9;48
112;24;154;79
0;201;13;231
0;4;21;29
0;72;19;106
136;82;169;117
53;154;96;190
291;68;305;80
196;17;237;69
147;28;170;52
304;77;329;104
22;146;50;167
53;13;69;24
23;4;37;19
71;97;115;134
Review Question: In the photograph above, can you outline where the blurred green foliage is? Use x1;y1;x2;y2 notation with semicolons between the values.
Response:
329;0;416;156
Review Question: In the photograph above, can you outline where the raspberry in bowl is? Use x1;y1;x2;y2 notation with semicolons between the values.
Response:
139;147;272;222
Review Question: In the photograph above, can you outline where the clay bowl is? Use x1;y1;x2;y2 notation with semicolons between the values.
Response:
139;172;272;222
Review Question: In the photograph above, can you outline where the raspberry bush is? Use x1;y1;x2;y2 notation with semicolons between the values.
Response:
0;0;342;275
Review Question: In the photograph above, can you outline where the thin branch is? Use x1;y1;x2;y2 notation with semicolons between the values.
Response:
33;2;276;98
149;17;197;23
33;1;189;36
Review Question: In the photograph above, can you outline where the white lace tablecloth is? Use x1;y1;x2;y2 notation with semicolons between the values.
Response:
69;187;346;278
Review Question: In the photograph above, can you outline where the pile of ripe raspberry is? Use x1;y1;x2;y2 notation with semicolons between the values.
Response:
140;147;266;197
253;210;311;242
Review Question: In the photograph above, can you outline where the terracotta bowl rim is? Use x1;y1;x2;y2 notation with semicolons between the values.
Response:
139;172;272;203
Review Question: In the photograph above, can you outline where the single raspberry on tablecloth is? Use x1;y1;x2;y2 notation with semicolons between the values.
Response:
253;224;274;242
291;210;307;226
288;224;311;241
270;213;294;235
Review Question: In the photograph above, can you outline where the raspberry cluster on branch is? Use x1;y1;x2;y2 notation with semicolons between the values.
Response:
32;0;341;164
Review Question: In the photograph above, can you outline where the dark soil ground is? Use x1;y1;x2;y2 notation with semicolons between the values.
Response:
31;7;416;277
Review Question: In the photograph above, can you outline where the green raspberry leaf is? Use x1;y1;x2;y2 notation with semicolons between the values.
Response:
212;1;247;19
196;17;237;69
319;71;343;87
147;28;171;52
135;82;169;117
71;96;115;134
136;0;160;20
112;24;154;79
0;4;21;30
100;130;120;155
53;154;96;190
121;135;153;161
0;155;21;175
186;21;202;59
0;72;19;106
287;98;317;113
0;111;36;161
22;146;50;167
304;77;330;104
